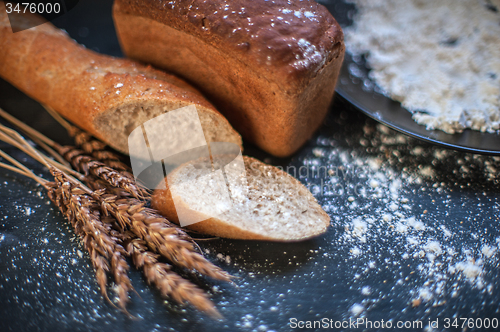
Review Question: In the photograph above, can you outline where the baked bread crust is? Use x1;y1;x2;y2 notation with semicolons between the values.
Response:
113;0;345;157
0;3;242;154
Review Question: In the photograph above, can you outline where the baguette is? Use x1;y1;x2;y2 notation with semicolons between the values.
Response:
151;156;330;241
0;4;242;155
113;0;345;157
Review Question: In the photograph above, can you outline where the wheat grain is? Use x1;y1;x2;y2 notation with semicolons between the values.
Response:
70;128;132;172
126;238;221;318
81;180;232;282
49;169;134;311
0;120;232;317
45;182;112;304
57;145;148;200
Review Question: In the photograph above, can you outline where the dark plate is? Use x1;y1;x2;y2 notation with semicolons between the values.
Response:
320;0;500;155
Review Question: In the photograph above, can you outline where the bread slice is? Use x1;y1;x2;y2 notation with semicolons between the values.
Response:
0;5;242;155
113;0;345;157
151;156;330;241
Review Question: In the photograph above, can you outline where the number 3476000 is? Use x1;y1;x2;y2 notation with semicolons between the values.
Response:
5;2;61;14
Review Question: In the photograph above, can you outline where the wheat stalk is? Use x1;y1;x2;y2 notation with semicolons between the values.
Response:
0;149;132;310
72;129;130;170
126;238;221;318
0;107;70;167
84;178;230;280
59;173;224;318
51;168;223;317
0;109;229;281
43;105;132;172
49;168;134;312
0;108;148;199
45;182;113;305
0;112;231;317
0;125;83;179
102;212;223;319
58;145;148;199
84;183;232;283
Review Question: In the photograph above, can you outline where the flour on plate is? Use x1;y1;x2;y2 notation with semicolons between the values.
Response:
344;0;500;134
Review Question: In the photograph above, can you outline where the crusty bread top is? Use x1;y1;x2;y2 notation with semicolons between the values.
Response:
114;0;343;91
152;156;330;241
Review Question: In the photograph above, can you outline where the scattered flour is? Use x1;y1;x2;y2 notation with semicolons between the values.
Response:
361;286;371;295
350;303;364;316
345;0;500;134
481;244;497;258
453;259;483;280
423;241;442;256
313;120;500;315
351;217;368;237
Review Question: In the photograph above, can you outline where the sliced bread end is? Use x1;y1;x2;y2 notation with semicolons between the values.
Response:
152;156;330;241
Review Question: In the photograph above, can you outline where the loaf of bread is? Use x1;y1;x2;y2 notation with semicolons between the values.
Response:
0;3;242;155
113;0;345;157
152;156;330;241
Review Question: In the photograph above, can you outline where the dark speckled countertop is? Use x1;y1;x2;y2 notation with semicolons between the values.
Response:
0;1;499;331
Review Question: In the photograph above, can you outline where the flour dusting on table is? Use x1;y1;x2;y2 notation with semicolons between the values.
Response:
344;0;500;134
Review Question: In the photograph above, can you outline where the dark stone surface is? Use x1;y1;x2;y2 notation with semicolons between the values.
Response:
1;1;499;331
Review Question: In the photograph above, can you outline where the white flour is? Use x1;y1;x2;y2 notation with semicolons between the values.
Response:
312;122;500;316
344;0;500;134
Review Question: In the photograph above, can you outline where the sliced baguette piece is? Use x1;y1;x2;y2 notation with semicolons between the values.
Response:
151;156;330;241
0;5;242;155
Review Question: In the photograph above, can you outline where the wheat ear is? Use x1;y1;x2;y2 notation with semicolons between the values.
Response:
45;182;113;305
88;187;232;282
0;149;132;311
58;145;148;199
0;111;232;317
50;169;134;312
126;238;221;318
